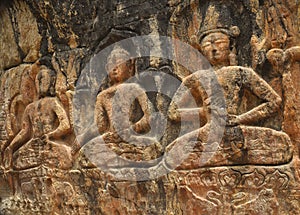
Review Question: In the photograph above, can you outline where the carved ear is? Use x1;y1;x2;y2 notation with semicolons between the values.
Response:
229;47;238;66
228;26;240;66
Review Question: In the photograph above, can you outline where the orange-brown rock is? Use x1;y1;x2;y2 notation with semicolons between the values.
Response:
1;0;300;214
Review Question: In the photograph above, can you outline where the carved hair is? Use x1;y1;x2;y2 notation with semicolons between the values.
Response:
198;26;240;43
106;45;132;71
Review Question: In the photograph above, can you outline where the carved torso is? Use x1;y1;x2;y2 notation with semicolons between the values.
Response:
28;98;59;138
95;83;149;134
215;67;244;115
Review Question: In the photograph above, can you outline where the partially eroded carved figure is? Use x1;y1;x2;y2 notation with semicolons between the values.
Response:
166;27;293;169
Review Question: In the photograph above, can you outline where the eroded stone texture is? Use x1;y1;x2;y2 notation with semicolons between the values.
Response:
0;5;21;70
0;1;41;71
0;0;300;214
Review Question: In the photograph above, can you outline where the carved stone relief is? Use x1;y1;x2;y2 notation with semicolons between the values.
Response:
0;0;300;214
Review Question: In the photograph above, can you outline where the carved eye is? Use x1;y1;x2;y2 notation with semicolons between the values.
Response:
202;42;211;48
214;40;228;45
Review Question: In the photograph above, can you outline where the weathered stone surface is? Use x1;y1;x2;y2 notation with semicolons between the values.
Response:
0;0;300;214
0;1;41;71
0;5;21;70
15;1;41;63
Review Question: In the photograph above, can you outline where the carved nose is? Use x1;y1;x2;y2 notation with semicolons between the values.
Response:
211;44;217;53
112;68;118;75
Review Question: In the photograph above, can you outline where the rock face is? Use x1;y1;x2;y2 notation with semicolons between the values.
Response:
0;0;300;214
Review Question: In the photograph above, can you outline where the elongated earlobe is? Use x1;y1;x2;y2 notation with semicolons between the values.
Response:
229;47;237;66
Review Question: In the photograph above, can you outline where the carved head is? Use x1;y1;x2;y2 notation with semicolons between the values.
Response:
36;67;56;98
199;27;240;67
200;32;231;67
106;46;134;85
266;48;284;75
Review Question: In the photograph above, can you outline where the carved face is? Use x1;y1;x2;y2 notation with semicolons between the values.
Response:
108;59;133;85
36;69;56;98
201;32;231;67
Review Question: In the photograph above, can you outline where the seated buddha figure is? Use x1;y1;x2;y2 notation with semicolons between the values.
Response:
165;27;293;169
74;46;161;167
3;68;73;171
